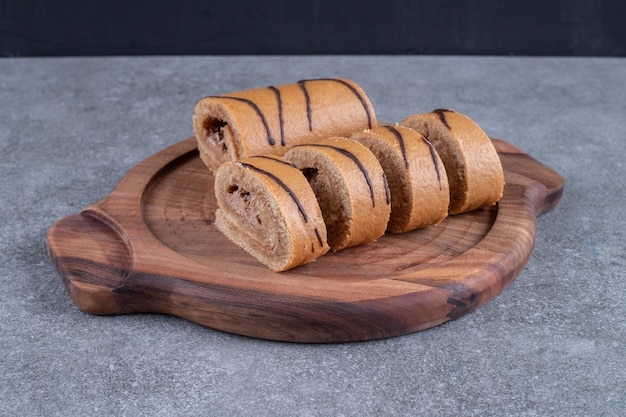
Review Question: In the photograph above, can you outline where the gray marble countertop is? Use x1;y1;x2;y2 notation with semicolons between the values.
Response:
1;56;624;417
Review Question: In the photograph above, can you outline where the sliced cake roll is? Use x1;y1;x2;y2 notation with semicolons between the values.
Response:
284;137;391;252
214;155;330;271
193;78;377;172
350;125;450;233
401;109;504;215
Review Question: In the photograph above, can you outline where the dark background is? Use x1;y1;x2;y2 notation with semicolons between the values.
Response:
1;0;625;57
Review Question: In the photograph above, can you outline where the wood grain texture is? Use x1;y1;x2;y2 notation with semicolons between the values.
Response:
47;137;564;343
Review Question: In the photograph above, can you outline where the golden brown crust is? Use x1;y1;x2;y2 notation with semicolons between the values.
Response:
214;155;329;271
193;78;377;172
284;137;390;251
401;109;504;214
350;125;449;233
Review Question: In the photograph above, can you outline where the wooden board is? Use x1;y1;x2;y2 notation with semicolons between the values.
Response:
47;137;564;343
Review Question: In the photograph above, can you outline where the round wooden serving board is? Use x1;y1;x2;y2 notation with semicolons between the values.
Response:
47;137;563;343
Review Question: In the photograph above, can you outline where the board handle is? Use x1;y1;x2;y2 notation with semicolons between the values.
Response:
47;208;133;315
491;139;564;215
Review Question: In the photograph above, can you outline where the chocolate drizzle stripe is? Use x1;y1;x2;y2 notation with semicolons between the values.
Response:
382;125;409;169
297;81;313;131
314;228;324;248
267;86;286;146
297;143;377;207
421;137;444;190
239;162;308;222
298;78;373;129
433;109;452;130
382;173;391;205
213;96;277;145
248;155;297;168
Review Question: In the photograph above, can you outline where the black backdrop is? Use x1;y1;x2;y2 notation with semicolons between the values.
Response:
2;0;625;57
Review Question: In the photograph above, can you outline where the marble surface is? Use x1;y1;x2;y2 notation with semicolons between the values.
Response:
1;55;624;416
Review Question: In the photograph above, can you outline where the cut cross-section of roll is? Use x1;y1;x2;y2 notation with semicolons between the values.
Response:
193;78;377;172
214;155;330;272
401;109;505;215
284;137;391;252
350;125;450;233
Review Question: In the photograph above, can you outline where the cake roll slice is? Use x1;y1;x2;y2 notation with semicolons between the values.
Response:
350;125;449;234
193;78;377;172
401;109;504;215
284;137;391;251
214;155;330;272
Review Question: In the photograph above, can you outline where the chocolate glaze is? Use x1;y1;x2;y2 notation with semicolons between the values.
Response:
433;109;453;130
213;96;277;146
382;173;391;205
295;143;377;207
249;155;296;168
297;78;373;130
421;137;444;190
382;125;409;169
267;86;286;146
314;228;324;248
239;161;309;222
296;81;313;131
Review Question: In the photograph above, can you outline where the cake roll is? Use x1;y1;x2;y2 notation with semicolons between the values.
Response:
214;155;330;272
350;125;450;234
284;137;391;251
193;78;377;172
401;109;504;215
